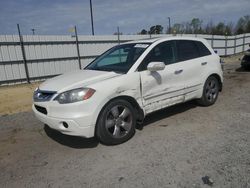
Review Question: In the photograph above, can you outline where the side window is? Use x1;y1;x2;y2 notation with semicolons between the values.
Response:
176;40;200;61
195;41;211;57
138;41;176;71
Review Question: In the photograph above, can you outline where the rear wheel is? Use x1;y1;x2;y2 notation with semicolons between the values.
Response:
197;76;219;106
96;99;136;145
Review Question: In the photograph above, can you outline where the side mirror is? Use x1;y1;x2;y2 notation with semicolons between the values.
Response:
147;62;165;72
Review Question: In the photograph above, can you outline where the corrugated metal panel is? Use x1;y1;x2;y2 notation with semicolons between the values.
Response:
0;34;250;85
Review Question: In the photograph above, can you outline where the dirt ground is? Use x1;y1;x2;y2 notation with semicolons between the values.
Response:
0;54;250;188
0;82;39;115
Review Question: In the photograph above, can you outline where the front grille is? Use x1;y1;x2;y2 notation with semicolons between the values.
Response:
35;105;47;115
33;89;56;102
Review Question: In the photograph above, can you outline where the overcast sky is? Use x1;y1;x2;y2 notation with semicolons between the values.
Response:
0;0;249;35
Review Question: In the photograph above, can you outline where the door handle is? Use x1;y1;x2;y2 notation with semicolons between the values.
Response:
201;62;207;66
174;69;183;74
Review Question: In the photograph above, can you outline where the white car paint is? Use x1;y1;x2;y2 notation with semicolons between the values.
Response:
33;37;223;138
39;69;120;92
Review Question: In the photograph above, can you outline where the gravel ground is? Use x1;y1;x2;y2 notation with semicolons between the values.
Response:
0;58;250;188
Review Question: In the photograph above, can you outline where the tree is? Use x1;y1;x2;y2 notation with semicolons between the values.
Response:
148;26;154;34
245;15;250;33
225;22;234;35
183;22;192;34
236;27;244;34
140;29;147;35
212;22;225;35
205;21;214;34
190;18;203;34
138;15;250;36
172;23;185;34
155;25;163;34
246;21;250;33
236;17;245;34
149;25;163;34
235;15;250;34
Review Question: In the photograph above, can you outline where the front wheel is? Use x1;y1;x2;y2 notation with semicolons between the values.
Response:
96;99;136;145
197;76;219;106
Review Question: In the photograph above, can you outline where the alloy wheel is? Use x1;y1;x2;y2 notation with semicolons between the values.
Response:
205;79;218;103
105;105;132;138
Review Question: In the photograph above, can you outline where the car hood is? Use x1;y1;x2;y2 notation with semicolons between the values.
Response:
39;69;121;92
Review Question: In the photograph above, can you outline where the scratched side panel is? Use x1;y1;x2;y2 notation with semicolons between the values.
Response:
89;72;144;117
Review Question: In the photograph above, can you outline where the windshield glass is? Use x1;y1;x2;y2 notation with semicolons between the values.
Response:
85;43;151;73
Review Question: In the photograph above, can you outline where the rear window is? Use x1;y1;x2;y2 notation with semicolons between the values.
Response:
195;41;211;57
176;40;200;61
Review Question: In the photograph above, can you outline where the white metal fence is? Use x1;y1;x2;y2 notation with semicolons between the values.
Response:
0;33;250;85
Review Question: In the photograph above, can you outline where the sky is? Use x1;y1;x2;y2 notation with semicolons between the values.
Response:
0;0;249;35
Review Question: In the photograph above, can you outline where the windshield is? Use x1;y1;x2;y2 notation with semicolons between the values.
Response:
85;43;151;73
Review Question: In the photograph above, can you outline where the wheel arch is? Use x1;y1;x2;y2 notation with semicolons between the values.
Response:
209;73;223;91
94;95;145;135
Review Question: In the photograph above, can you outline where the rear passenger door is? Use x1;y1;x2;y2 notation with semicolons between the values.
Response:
176;40;209;101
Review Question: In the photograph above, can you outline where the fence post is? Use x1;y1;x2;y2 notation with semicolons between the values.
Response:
225;35;228;56
211;35;214;49
234;35;237;54
17;24;30;84
117;26;120;45
74;26;81;69
242;34;246;52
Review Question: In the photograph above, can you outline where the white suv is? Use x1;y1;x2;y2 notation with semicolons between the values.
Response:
33;37;223;145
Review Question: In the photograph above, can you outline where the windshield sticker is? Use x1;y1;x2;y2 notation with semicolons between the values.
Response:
134;44;149;48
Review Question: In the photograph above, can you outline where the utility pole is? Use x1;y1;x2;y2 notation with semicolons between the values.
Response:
117;26;120;44
168;17;171;34
89;0;95;35
74;26;82;69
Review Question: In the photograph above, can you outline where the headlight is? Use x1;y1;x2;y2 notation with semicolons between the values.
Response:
54;88;95;104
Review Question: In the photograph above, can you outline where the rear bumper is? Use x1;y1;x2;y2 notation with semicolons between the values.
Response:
32;105;95;138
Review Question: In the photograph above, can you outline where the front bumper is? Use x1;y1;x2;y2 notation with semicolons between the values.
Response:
32;104;95;138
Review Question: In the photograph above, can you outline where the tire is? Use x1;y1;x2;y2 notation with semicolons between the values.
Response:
197;76;219;106
242;65;250;71
96;99;136;145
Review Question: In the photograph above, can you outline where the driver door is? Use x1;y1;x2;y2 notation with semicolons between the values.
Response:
138;41;185;114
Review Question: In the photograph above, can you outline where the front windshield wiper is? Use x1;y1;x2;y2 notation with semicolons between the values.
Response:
85;67;124;74
86;67;110;71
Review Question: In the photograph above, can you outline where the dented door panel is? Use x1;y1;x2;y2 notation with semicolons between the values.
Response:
140;63;185;114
